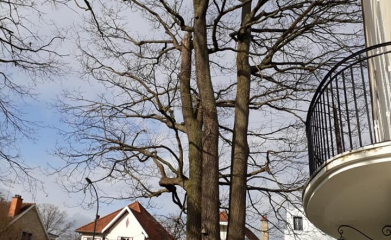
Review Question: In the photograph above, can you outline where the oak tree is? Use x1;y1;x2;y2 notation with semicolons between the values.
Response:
0;0;64;187
38;203;75;239
55;0;363;239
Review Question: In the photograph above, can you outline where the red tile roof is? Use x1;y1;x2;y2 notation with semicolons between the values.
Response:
19;203;35;214
76;202;174;240
219;211;260;240
75;207;121;233
0;202;34;218
245;227;260;240
219;211;229;222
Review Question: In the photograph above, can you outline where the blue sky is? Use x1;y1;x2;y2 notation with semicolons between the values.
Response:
0;1;180;229
4;93;178;227
1;0;322;235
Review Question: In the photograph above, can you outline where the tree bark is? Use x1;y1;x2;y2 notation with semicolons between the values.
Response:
227;1;252;240
193;1;220;240
179;33;203;240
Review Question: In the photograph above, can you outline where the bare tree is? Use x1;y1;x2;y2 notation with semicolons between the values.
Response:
37;203;75;238
0;0;64;187
54;0;363;239
158;213;186;240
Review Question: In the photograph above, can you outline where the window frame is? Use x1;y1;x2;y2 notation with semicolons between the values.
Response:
21;231;34;240
293;216;303;231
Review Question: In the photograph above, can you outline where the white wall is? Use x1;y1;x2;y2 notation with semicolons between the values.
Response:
219;222;253;240
284;207;334;240
362;0;391;142
104;210;147;240
81;210;147;240
220;223;228;240
80;235;103;240
362;0;391;47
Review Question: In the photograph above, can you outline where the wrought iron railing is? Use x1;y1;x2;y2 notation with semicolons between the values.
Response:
306;42;391;175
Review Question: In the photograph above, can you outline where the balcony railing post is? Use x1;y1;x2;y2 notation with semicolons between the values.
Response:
307;120;314;174
359;55;374;144
326;87;335;157
306;42;391;176
350;66;363;147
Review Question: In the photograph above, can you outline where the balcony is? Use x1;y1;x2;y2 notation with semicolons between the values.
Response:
303;42;391;240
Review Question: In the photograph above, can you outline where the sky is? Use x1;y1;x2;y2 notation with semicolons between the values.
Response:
0;0;364;237
1;0;304;230
0;0;179;229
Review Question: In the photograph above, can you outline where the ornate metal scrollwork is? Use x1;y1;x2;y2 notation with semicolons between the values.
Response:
382;226;391;237
338;225;391;240
338;225;374;240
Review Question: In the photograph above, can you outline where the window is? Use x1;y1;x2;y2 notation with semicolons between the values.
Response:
119;237;132;240
293;216;303;231
21;232;33;240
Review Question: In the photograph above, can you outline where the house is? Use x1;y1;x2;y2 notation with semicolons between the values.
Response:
75;201;174;240
219;211;260;240
0;194;50;240
303;0;391;239
283;206;333;240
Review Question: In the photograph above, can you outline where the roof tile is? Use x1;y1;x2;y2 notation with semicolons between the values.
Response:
0;202;34;218
75;201;174;240
219;211;260;240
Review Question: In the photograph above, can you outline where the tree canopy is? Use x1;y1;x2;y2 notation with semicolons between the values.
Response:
0;0;64;187
47;0;364;239
38;203;75;239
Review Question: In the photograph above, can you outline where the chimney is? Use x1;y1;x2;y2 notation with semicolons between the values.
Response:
8;194;23;217
261;215;268;240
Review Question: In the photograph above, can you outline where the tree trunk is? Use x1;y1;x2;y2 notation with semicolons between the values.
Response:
227;1;252;240
193;1;220;240
179;33;203;240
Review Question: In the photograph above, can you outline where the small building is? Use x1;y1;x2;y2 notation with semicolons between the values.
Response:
75;201;174;240
0;194;50;240
284;206;333;240
219;211;260;240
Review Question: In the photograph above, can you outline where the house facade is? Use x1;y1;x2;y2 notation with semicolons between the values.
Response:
303;0;391;239
0;195;50;240
284;206;333;240
219;211;260;240
75;202;174;240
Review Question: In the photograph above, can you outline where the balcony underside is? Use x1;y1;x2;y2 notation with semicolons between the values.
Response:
303;142;391;240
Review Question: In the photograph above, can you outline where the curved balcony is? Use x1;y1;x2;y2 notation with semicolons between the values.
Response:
303;42;391;240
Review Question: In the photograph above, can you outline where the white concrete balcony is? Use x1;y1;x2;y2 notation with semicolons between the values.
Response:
303;42;391;240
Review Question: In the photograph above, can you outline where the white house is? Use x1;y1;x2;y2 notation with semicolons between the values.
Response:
284;206;333;240
75;201;174;240
219;211;259;240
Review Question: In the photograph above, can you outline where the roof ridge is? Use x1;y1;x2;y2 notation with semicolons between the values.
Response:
22;202;35;205
4;201;35;205
129;203;173;239
129;201;141;213
75;201;138;231
75;201;173;239
75;207;121;231
219;210;229;222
